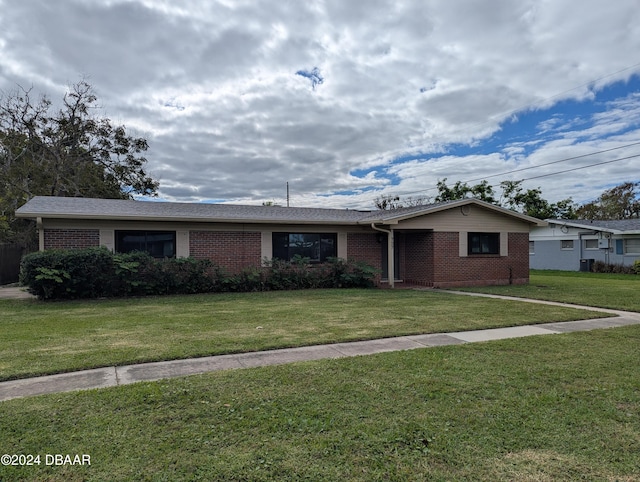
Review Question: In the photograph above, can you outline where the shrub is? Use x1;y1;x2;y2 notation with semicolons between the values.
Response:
20;248;378;300
591;260;637;275
20;247;115;299
323;257;378;288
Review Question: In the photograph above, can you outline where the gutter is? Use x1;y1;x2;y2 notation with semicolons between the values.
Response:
371;223;394;288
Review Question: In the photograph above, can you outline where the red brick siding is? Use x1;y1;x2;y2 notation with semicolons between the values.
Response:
404;232;434;286
347;232;383;284
189;231;261;274
431;232;529;288
44;229;100;250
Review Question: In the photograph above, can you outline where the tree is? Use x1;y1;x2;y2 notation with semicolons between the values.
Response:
575;182;640;220
435;178;496;204
373;194;430;210
432;178;577;219
499;180;577;219
0;80;158;246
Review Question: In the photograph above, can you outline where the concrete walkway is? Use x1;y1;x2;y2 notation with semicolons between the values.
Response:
2;291;640;402
0;285;36;300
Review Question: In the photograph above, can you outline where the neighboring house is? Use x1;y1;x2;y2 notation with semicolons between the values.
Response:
16;196;545;288
529;219;640;271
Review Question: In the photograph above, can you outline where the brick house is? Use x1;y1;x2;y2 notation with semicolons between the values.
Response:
16;196;545;288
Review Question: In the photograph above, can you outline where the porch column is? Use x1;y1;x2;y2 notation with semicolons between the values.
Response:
388;228;395;288
370;222;395;289
37;217;44;251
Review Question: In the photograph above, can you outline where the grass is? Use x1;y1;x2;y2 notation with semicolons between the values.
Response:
0;325;638;481
0;288;606;382
457;270;640;311
1;272;638;480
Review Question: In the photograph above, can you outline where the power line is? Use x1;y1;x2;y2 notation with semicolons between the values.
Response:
365;61;640;202
391;142;640;198
520;153;640;182
456;141;640;185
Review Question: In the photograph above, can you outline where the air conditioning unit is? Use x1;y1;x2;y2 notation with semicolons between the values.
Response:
598;238;610;249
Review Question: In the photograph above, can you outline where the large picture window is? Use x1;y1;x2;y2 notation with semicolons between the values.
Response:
115;230;176;258
468;232;500;255
272;233;337;263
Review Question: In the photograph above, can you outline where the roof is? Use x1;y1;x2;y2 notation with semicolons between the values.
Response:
15;196;545;226
546;218;640;235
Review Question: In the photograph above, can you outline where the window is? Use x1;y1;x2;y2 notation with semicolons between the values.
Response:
468;232;500;255
272;233;337;262
529;241;535;254
624;238;640;254
115;230;176;258
561;240;574;250
584;239;599;250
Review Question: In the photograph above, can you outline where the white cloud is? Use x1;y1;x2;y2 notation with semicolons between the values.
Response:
1;0;640;210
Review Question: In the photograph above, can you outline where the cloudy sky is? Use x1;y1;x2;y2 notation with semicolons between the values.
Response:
1;0;640;210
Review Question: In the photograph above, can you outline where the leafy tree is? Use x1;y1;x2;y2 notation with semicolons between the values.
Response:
435;178;496;204
499;180;577;219
376;179;576;219
0;80;158;246
373;194;429;210
575;181;640;220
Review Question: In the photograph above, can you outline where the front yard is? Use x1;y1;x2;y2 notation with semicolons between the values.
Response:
1;325;638;481
1;271;639;480
1;287;606;382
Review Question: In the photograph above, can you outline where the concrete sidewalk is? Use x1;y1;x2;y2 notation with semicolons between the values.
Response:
2;292;640;402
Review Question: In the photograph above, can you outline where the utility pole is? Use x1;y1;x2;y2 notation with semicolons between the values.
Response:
286;182;290;207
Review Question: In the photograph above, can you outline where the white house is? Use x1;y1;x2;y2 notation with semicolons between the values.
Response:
529;219;640;271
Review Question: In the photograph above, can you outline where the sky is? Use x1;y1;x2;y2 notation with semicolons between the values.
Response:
1;0;640;210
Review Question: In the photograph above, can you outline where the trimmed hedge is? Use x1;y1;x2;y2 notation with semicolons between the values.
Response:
591;260;640;275
20;248;377;300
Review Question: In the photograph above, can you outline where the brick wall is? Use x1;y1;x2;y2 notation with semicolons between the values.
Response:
432;231;529;288
404;232;434;286
347;232;383;284
44;229;100;250
189;231;261;274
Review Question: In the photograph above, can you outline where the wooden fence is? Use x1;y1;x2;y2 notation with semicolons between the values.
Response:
0;244;25;285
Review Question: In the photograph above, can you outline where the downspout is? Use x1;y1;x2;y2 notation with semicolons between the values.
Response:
371;223;394;288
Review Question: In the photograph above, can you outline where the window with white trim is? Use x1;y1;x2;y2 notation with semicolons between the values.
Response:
624;238;640;254
584;239;599;250
561;240;574;250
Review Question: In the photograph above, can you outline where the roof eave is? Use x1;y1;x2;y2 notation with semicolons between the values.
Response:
15;212;360;226
545;220;622;234
367;199;547;226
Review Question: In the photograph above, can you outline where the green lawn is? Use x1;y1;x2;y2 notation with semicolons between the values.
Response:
1;273;639;480
1;325;638;481
458;270;640;311
0;288;605;382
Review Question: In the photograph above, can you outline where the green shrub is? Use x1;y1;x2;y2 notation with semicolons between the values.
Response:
20;247;115;299
324;257;378;288
20;248;377;300
592;260;637;275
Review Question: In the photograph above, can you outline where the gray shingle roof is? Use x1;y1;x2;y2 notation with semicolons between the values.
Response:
15;196;544;226
16;196;371;224
547;218;640;234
